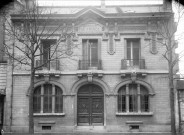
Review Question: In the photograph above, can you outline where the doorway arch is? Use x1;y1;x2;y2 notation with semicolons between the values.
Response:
77;84;104;126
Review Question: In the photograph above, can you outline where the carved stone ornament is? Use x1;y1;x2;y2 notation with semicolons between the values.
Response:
102;33;108;41
103;22;120;55
61;32;78;56
145;32;158;54
78;22;103;34
108;33;115;55
87;72;93;82
77;72;103;81
131;72;137;83
144;32;151;40
44;75;50;83
0;89;5;95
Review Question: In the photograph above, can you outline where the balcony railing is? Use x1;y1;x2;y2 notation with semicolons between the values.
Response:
36;59;60;70
121;59;145;69
78;60;102;70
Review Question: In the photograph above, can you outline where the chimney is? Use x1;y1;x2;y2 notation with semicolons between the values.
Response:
101;0;105;9
163;0;172;10
25;0;35;10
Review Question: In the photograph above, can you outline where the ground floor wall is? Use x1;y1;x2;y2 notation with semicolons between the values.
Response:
3;73;172;133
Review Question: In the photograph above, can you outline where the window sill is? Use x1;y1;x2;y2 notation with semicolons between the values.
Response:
116;112;153;116
33;113;65;116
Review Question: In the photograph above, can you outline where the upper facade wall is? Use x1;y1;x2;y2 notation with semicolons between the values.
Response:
9;1;177;72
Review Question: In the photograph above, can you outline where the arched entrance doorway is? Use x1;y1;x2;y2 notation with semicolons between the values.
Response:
77;84;104;126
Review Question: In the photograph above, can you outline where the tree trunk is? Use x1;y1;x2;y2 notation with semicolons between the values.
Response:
29;55;35;134
168;40;176;135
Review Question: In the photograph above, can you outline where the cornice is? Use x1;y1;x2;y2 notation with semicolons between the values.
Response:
10;10;173;21
12;70;169;76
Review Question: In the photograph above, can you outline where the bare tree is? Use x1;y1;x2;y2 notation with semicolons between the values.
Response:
3;0;78;133
145;1;184;135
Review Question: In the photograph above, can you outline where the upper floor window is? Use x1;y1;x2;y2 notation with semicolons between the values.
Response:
33;84;63;113
121;39;145;69
79;39;102;70
118;83;149;113
36;39;60;70
41;39;56;68
127;39;140;66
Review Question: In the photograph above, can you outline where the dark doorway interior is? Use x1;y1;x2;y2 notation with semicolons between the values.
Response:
0;96;4;130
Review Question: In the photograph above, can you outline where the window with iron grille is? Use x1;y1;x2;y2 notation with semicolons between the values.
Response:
33;84;63;113
118;83;149;113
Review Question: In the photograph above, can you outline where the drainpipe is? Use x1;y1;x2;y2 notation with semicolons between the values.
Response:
10;24;15;132
101;0;105;11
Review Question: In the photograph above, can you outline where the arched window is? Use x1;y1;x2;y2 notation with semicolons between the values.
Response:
118;83;149;113
33;84;63;113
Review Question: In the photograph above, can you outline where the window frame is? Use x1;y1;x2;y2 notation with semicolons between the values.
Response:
40;39;57;69
33;84;64;116
117;83;152;115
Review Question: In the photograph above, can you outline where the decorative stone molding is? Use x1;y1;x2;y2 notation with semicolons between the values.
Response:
103;22;120;55
35;71;61;78
60;23;79;55
144;31;163;54
0;89;5;95
131;72;137;83
77;72;103;82
87;72;93;82
78;21;103;34
114;79;155;95
120;72;147;80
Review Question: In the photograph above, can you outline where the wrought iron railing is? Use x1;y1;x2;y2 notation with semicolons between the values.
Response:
35;59;60;70
78;60;102;70
121;59;145;69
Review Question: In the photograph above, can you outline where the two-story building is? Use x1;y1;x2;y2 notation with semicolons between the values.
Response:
2;0;178;134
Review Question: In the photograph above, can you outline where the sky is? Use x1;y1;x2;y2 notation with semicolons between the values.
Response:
173;3;184;77
36;0;184;76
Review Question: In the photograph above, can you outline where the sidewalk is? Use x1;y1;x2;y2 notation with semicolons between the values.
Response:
2;132;174;135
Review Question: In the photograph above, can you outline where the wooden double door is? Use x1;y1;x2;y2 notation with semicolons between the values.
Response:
77;84;104;126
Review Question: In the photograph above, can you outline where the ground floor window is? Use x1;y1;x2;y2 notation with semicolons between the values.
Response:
118;83;149;113
33;84;63;113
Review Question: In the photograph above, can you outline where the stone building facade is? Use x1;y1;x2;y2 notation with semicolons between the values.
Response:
176;80;184;130
2;0;179;134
